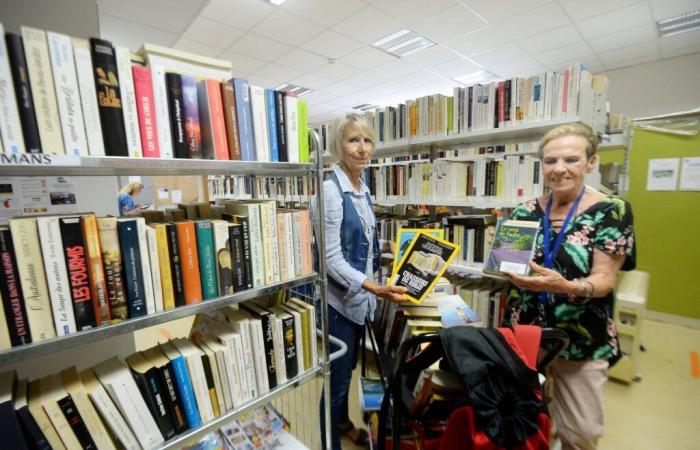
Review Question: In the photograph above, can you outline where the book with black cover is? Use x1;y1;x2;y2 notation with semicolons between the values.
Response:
165;72;188;159
57;394;96;450
89;38;128;157
274;90;287;162
5;33;41;154
0;371;29;450
0;227;32;346
14;378;51;450
223;213;253;290
274;309;298;379
142;346;188;434
166;223;186;307
59;217;97;330
242;304;277;389
228;223;246;292
126;352;176;440
116;219;146;318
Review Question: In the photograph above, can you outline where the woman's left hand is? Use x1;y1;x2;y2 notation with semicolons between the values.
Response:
504;261;569;294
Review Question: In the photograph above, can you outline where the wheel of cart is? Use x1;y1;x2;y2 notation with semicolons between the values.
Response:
377;325;569;450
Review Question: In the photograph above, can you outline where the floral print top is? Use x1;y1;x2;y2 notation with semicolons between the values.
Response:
502;195;636;361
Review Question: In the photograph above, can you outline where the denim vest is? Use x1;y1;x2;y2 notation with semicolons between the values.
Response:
326;172;381;290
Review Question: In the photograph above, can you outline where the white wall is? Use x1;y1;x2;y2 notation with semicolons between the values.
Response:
0;0;98;36
605;52;700;119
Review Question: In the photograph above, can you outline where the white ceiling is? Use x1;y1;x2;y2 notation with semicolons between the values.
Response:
97;0;700;124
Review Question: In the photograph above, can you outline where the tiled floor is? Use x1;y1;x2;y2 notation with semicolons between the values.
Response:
343;319;700;450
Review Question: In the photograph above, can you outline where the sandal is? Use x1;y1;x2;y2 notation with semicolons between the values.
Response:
338;421;370;446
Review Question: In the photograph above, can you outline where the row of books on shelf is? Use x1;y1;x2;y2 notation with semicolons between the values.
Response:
208;175;313;203
370;141;539;165
365;153;544;204
0;23;310;162
0;200;313;349
0;298;317;450
315;63;607;147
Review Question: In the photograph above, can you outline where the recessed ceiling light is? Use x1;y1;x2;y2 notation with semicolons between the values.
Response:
657;9;700;37
372;29;436;58
264;0;287;6
453;70;498;86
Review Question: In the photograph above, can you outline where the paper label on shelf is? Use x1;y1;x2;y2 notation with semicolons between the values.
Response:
679;157;700;191
0;154;81;166
171;189;182;203
157;188;169;199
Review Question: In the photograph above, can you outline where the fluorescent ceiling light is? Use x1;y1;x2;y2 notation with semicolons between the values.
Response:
274;83;312;96
372;29;435;58
265;0;287;5
453;70;498;86
657;9;700;37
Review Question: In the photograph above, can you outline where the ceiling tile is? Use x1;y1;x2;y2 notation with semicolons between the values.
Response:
333;6;405;45
604;53;661;70
181;17;245;49
298;90;335;105
311;62;363;81
371;0;457;25
340;46;398;68
402;44;460;67
173;39;226;58
201;0;275;30
468;44;528;66
281;0;367;27
485;56;544;78
576;3;653;39
518;25;583;54
217;50;268;74
558;0;641;21
96;0;206;33
597;40;660;65
658;29;700;52
302;30;364;59
252;63;304;83
588;23;658;53
461;0;551;24
254;10;324;46
342;70;393;87
661;44;700;59
545;55;606;73
443;26;509;57
650;0;700;21
496;2;571;39
99;13;178;51
321;82;363;96
290;73;335;89
411;4;487;43
227;33;292;61
248;75;283;89
536;41;594;66
427;58;482;79
275;49;329;72
369;59;422;80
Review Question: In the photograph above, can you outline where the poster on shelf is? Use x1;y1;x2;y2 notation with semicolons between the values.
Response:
646;158;679;191
0;176;79;223
679;157;700;191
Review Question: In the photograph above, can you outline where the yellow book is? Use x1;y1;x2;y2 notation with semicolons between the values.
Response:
496;160;504;198
153;223;175;310
40;374;82;449
284;301;310;370
82;214;111;325
27;379;66;450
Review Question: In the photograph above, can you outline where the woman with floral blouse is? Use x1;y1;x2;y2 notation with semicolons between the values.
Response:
503;123;636;450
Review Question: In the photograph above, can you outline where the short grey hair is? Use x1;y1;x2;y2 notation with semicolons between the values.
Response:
328;113;376;161
539;123;598;159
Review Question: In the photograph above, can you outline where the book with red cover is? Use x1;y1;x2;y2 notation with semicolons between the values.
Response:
59;217;97;330
132;66;160;158
207;79;229;161
81;215;111;325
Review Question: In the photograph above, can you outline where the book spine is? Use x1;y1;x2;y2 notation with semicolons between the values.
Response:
160;362;188;434
169;354;201;429
281;314;298;378
150;65;173;158
143;369;176;439
134;218;156;315
291;212;303;277
249;85;269;162
227;224;246;291
249;319;270;394
195;221;218;300
2;32;31;154
72;38;105;156
274;90;287;162
154;224;175;310
271;317;287;385
36;218;77;336
246;206;265;287
207;79;229;161
260;313;277;389
199;353;221;416
131;65;160;158
177;221;202;304
21;26;64;154
81;215;111;325
265;89;279;161
181;75;201;158
166;223;186;307
117;220;146;318
232;78;255;161
57;395;97;450
47;31;88;156
238;217;253;289
297;100;309;163
212;221;233;296
16;406;51;450
299;210;313;275
145;226;164;313
165;72;188;159
284;94;298;162
259;202;279;284
220;80;241;160
96;217;128;321
0;228;32;345
58;218;96;331
283;213;295;279
89;38;128;156
115;46;142;157
196;80;215;160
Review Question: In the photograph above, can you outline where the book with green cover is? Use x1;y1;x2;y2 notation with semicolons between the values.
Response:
195;221;219;300
297;100;308;163
484;219;539;276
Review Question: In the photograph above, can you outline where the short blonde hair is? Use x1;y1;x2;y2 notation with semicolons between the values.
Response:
119;182;144;196
539;123;598;159
328;113;376;161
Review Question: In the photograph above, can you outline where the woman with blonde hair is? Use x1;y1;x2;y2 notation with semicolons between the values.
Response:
117;181;145;216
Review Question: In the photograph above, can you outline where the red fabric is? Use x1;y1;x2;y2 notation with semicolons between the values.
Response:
511;325;542;371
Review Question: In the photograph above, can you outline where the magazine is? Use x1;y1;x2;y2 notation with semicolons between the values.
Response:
359;377;384;412
390;233;459;304
484;220;540;276
220;404;304;450
393;228;444;274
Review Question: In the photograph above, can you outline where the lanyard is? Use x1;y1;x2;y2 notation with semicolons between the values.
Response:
539;186;586;306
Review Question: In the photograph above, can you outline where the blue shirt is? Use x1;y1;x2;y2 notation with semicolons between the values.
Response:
118;193;135;216
312;166;383;326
